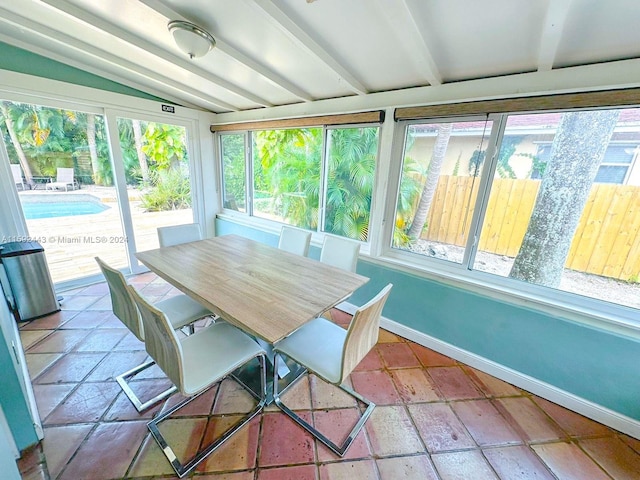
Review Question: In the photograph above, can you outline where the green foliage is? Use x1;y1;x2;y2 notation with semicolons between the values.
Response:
221;133;246;209
393;155;423;246
139;169;191;212
141;122;187;170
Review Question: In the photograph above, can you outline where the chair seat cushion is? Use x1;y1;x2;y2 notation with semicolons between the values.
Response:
156;294;211;329
179;322;265;396
275;317;346;384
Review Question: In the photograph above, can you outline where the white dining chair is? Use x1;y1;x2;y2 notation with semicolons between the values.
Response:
278;225;312;256
273;284;392;456
157;223;202;247
128;285;267;478
320;234;360;272
95;257;213;412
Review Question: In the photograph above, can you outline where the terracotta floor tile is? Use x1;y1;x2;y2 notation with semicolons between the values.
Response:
32;383;76;420
60;310;115;329
59;294;103;311
391;368;441;403
319;459;378;480
350;370;401;405
84;350;148;382
532;396;613;437
258;412;315;467
579;436;640;479
128;271;157;284
258;464;317;480
532;442;611;480
330;308;352;327
352;348;384;372
58;421;148;480
365;405;424;456
35;352;106;384
432;450;499;480
496;397;567;443
26;352;63;380
128;418;208;477
265;374;311;412
73;328;127;352
376;455;439;480
77;282;110;296
20;329;53;350
428;366;484;400
45;381;121;424
409;343;457;367
20;310;78;330
27;329;89;353
377;329;403;343
408;403;476;453
310;374;357;409
451;399;522;447
41;424;93;479
377;342;421;369
620;434;640;454
314;408;371;462
464;367;522;397
162;386;218;417
483;445;556;480
213;378;261;415
83;295;112;311
198;472;255;480
112;331;144;351
17;444;46;478
103;379;173;421
196;415;261;473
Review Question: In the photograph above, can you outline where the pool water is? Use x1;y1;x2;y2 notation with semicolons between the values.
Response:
21;201;109;220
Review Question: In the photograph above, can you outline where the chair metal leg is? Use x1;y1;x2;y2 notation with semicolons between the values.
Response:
147;354;267;478
115;359;177;412
272;354;375;457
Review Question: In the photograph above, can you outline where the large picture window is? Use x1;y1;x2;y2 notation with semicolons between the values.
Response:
393;108;640;312
219;124;380;241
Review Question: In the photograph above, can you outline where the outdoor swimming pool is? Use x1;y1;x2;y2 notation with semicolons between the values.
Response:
20;197;109;220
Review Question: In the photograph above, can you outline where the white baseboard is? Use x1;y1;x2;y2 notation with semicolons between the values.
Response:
338;303;640;440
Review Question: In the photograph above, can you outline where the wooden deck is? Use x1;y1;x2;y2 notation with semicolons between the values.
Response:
20;188;191;284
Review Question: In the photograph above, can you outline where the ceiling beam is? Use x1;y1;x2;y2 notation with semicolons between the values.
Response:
40;0;272;108
0;8;238;112
140;0;314;102
250;0;368;95
390;0;442;86
537;0;573;72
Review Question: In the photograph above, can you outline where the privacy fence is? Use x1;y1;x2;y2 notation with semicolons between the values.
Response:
422;176;640;281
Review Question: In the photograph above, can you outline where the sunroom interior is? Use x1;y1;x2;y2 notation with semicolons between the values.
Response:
1;1;640;479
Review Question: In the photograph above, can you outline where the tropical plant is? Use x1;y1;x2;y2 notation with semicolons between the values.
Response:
139;168;191;211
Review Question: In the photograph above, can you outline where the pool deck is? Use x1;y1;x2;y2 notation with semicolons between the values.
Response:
18;187;191;284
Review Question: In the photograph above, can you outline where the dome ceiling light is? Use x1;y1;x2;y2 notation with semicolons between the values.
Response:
168;20;216;59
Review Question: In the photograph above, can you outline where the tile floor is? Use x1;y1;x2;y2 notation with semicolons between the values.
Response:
16;272;640;479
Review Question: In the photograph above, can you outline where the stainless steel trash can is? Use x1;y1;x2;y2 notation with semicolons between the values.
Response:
0;241;59;322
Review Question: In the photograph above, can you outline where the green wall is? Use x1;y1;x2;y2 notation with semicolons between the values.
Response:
216;218;640;421
0;42;163;101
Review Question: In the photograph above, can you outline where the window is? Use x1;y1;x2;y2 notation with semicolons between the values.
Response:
393;108;640;312
219;124;380;241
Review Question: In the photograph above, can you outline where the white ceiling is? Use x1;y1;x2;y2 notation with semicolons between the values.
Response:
1;0;640;113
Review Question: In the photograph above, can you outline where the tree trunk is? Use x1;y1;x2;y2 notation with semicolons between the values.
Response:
132;120;149;182
509;110;620;287
407;123;452;240
1;101;34;184
86;113;100;184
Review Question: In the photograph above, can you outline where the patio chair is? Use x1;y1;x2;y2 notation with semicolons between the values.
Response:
278;225;311;256
273;283;393;456
128;285;267;478
46;167;78;191
11;164;25;190
95;257;214;412
157;223;202;247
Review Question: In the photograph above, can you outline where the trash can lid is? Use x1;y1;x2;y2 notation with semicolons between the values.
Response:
0;241;45;257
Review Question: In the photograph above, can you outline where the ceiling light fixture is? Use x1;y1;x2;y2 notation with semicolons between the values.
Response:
168;20;216;59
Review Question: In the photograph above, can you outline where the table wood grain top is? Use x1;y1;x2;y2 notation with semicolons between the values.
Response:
136;234;369;343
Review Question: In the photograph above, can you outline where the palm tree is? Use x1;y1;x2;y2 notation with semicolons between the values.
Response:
0;101;35;184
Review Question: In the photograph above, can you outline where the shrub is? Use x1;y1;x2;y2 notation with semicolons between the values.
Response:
140;169;191;211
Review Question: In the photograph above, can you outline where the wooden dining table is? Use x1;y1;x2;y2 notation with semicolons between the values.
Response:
136;234;369;401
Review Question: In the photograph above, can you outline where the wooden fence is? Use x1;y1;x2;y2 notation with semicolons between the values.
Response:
422;176;640;281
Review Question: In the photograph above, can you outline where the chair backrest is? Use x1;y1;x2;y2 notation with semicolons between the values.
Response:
128;285;184;391
57;167;74;182
95;257;144;341
10;164;23;185
320;235;360;272
340;284;392;382
157;223;202;247
278;226;312;256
